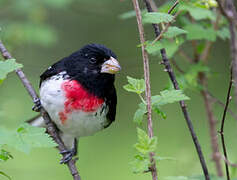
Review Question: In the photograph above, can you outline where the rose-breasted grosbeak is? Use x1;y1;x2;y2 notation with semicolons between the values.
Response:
29;44;121;163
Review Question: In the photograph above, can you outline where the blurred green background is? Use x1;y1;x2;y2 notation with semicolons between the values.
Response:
0;0;237;179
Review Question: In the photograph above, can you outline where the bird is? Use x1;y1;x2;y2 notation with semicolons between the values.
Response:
29;43;121;163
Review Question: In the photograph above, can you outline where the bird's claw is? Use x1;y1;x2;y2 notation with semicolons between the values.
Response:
60;149;77;164
32;98;42;112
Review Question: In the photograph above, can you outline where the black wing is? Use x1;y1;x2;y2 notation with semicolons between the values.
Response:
104;85;117;128
39;58;67;87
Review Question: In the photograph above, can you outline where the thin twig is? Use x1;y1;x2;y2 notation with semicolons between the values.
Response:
132;0;158;179
206;91;237;121
221;155;237;168
142;1;210;179
152;11;182;44
217;0;237;107
219;70;233;180
199;74;223;177
167;0;179;14
0;41;81;180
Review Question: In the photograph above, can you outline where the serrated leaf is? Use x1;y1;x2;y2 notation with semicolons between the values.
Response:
216;27;230;40
146;38;185;58
135;128;157;155
143;12;173;24
123;76;145;94
130;156;150;174
0;171;11;180
0;59;23;80
151;90;189;107
184;24;216;41
0;123;56;153
164;26;187;38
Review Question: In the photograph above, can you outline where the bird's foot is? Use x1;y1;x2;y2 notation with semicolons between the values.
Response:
60;149;77;164
32;98;42;112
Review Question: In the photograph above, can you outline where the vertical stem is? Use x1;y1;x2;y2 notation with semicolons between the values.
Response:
219;70;233;180
142;1;210;179
200;75;223;177
229;21;237;106
132;0;158;179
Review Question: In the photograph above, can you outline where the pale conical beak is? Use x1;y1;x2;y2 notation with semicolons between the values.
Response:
101;57;121;74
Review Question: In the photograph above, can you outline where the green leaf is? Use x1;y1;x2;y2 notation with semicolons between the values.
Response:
0;171;11;180
153;106;167;119
158;1;177;13
143;12;173;24
146;38;185;58
0;149;13;162
123;76;145;94
133;103;147;124
163;26;187;38
151;90;190;107
135;128;157;155
130;154;150;174
0;59;23;80
184;24;216;41
0;123;56;153
216;27;230;40
179;1;216;21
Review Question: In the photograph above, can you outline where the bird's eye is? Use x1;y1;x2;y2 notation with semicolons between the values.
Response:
89;57;97;64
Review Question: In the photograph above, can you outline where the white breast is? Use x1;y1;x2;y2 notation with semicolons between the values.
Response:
39;72;108;140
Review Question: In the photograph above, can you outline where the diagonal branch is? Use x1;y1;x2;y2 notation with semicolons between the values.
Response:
152;10;182;44
142;0;210;179
132;0;158;179
167;0;179;14
0;41;81;180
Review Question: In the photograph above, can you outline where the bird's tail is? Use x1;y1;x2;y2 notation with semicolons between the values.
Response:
27;114;46;127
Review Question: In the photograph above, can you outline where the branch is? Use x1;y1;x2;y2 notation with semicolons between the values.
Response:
217;0;237;107
206;91;237;121
219;70;233;180
142;1;210;179
221;155;237;168
167;0;179;14
132;0;158;179
152;10;182;44
216;0;237;29
199;75;223;177
0;41;81;180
